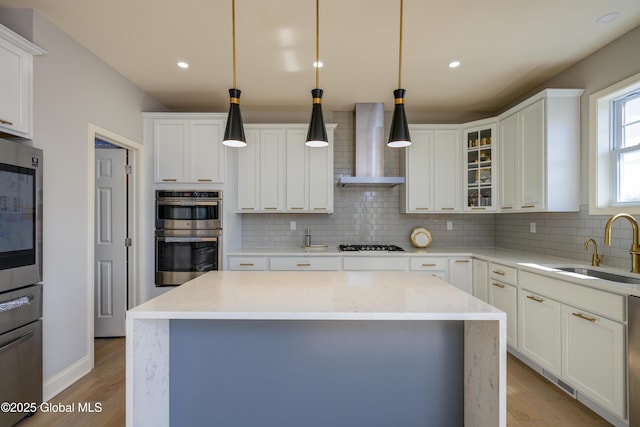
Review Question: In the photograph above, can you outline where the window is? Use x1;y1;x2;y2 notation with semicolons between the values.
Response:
590;72;640;214
611;92;640;204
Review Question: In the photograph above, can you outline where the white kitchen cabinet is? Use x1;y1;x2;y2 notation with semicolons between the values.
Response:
498;89;584;212
448;258;472;294
518;288;562;377
463;121;497;212
472;259;488;302
409;257;449;281
285;127;334;213
152;115;226;183
0;24;45;138
269;256;340;271
227;256;268;271
400;126;461;213
561;305;626;418
518;269;627;417
238;124;335;213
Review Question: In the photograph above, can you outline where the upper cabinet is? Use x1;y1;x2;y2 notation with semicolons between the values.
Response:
463;121;497;212
0;24;45;139
151;114;226;183
237;124;336;213
400;126;461;213
498;89;584;212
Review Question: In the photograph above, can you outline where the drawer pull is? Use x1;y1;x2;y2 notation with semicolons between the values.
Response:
471;207;486;210
416;208;430;211
440;207;455;211
0;118;14;126
290;207;304;210
197;179;212;182
521;204;535;208
239;263;254;267
422;263;437;267
162;178;177;182
526;295;544;303
241;208;255;210
501;206;513;210
572;312;597;323
297;263;312;267
455;259;470;263
264;207;278;210
313;208;327;210
492;270;506;276
492;282;505;288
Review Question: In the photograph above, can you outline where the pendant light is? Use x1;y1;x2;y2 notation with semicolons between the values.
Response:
388;0;411;148
222;0;247;147
305;0;329;148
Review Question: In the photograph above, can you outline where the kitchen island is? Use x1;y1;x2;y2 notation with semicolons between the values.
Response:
126;271;506;427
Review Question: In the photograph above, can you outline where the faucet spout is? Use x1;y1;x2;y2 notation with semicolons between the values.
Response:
584;238;603;267
604;213;640;273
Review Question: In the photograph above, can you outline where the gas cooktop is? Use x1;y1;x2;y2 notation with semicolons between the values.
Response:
338;244;405;252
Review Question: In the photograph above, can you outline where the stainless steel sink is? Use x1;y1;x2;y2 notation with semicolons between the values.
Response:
556;267;640;284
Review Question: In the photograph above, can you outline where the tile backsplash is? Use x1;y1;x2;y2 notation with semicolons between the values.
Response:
241;111;638;270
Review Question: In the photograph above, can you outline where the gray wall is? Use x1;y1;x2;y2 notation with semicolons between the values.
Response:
0;8;166;399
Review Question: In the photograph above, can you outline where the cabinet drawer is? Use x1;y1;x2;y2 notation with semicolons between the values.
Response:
228;257;268;271
520;270;625;322
409;257;449;271
343;257;408;271
489;262;517;284
269;257;340;271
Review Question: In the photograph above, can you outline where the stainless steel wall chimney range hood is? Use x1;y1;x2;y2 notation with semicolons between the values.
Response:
338;103;406;187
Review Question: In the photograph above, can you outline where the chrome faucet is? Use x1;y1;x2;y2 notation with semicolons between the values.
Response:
604;213;640;273
584;238;603;267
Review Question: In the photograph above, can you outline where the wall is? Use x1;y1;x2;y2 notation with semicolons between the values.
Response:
242;111;495;249
494;25;640;269
0;8;166;400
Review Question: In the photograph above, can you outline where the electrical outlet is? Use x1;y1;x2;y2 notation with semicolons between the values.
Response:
447;221;453;231
530;222;536;233
290;221;296;231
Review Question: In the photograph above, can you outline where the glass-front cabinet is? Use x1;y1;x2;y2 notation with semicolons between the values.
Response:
463;122;497;211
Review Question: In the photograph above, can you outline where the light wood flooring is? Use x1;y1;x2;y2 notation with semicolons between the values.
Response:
16;338;612;426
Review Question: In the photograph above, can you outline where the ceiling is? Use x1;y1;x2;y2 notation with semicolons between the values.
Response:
2;0;640;121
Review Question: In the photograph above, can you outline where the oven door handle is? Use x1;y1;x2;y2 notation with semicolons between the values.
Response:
158;237;219;243
156;201;219;207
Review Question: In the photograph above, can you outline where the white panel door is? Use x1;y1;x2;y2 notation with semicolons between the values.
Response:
499;113;518;210
190;119;225;183
95;148;127;337
259;129;285;211
519;99;545;209
406;129;433;212
285;129;308;211
153;120;189;182
433;130;461;212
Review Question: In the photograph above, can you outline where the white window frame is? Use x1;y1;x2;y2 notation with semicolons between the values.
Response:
589;71;640;215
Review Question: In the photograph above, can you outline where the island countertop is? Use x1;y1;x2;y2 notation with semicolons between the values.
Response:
127;270;504;321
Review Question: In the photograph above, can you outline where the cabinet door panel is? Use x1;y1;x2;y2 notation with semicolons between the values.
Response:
259;129;285;210
490;281;517;348
499;113;518;210
190;120;224;183
0;38;32;137
562;305;625;418
237;130;259;211
154;120;189;182
433;130;461;211
448;258;472;294
519;100;545;209
472;259;488;302
406;130;433;212
518;290;561;376
285;130;308;211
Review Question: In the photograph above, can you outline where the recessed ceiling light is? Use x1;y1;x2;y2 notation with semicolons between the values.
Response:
177;61;189;69
313;61;323;68
449;61;461;69
596;12;620;24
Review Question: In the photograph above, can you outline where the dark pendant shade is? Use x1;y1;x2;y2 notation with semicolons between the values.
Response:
306;88;329;147
223;88;246;147
388;88;411;147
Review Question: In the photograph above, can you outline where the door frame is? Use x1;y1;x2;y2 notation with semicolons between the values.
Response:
87;124;143;354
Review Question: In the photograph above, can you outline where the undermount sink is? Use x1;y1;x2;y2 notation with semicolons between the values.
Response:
556;266;640;285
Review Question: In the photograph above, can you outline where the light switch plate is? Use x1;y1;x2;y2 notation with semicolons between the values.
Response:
530;222;536;233
447;221;453;231
290;221;296;231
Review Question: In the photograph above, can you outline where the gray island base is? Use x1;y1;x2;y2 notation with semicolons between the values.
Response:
126;271;506;426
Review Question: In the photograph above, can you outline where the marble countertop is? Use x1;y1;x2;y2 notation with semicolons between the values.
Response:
128;271;504;321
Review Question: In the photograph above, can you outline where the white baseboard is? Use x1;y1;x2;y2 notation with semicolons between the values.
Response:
42;354;93;402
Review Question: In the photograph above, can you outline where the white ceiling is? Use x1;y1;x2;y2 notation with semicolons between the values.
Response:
2;0;640;121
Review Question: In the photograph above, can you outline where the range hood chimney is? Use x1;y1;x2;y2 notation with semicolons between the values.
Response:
339;103;406;187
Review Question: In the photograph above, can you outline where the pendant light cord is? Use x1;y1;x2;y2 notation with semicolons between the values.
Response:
232;0;237;88
315;0;320;89
398;0;404;89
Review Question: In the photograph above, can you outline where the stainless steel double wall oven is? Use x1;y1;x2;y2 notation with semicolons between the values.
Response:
155;190;222;286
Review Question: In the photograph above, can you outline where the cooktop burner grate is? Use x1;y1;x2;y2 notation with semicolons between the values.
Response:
339;244;405;252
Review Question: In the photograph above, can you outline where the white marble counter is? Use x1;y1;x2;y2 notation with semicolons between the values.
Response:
126;271;506;427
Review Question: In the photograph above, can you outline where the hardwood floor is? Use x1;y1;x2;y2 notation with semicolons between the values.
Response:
16;339;612;426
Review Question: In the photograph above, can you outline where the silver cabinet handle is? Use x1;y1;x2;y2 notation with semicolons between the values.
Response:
526;295;544;303
572;312;597;323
